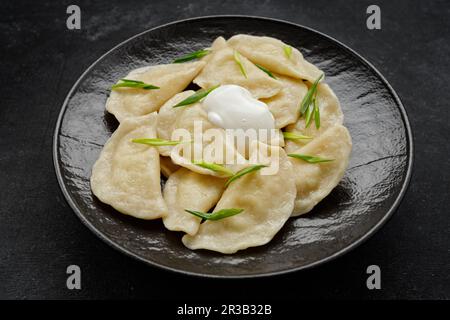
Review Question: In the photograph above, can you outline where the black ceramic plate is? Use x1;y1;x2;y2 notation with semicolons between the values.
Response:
53;16;413;278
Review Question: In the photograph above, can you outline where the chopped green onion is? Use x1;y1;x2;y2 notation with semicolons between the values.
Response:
132;138;190;146
233;50;248;78
173;49;211;63
314;96;320;129
225;164;267;187
192;161;234;177
283;45;293;59
282;132;312;140
288;153;334;163
173;85;220;108
255;63;277;79
111;79;159;90
305;102;314;128
299;74;323;115
185;208;244;221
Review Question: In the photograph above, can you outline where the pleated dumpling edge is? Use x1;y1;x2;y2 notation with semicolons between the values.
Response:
106;61;206;122
182;143;296;254
228;34;324;83
289;125;352;216
90;112;168;220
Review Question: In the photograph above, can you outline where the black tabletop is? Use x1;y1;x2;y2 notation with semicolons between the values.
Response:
0;0;448;300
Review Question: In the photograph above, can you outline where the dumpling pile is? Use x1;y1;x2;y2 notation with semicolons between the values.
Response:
90;34;352;254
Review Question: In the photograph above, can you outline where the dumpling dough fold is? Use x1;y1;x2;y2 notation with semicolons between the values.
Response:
289;125;352;216
228;34;323;82
160;156;180;178
261;74;308;128
194;42;282;99
182;142;296;254
170;123;267;177
163;168;225;235
90;113;168;219
169;127;285;177
201;36;228;63
106;61;205;122
157;90;215;157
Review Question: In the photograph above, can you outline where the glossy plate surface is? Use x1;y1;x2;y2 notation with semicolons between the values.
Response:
53;16;413;278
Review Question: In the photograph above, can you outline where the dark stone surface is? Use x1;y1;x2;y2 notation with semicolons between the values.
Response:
0;0;448;299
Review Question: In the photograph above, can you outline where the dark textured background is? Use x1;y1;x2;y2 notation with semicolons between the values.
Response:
0;0;448;299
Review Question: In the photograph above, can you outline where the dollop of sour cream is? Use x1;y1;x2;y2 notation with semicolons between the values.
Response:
203;85;275;131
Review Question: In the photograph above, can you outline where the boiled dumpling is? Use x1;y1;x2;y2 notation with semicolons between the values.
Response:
106;61;205;122
228;34;323;82
289;125;352;216
163;168;225;235
261;74;308;128
157;92;245;176
194;42;282;99
90;113;168;219
169;124;284;177
169;131;248;178
159;99;246;178
284;83;343;153
182;142;296;254
157;90;215;157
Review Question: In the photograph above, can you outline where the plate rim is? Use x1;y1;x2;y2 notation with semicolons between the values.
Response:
52;15;414;278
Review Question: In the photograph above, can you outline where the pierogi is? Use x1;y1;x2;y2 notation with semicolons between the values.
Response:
106;61;205;122
163;168;226;235
228;34;324;82
284;83;344;153
182;143;296;254
289;125;352;216
262;74;308;128
157;90;215;157
194;42;282;99
90;113;168;219
91;33;352;254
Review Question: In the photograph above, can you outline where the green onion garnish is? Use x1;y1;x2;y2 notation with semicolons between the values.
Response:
192;161;234;177
283;45;293;59
225;164;267;187
233;50;248;78
132;138;190;146
173;85;219;108
111;79;159;90
299;74;323;115
185;208;244;221
288;153;334;163
282;132;312;140
173;49;211;63
305;101;314;128
255;63;277;79
314;96;320;129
